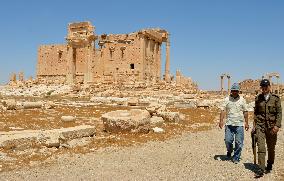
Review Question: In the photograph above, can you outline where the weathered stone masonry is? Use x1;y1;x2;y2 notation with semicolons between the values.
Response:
37;21;172;85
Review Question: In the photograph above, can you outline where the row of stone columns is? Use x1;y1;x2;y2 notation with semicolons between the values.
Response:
268;75;280;94
10;72;25;82
66;34;170;85
220;74;231;95
139;34;170;83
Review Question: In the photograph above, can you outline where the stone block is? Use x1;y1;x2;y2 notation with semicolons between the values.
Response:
102;109;151;133
157;112;180;122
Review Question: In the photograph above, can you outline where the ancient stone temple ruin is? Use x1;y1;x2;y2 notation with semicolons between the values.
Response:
36;21;179;86
239;72;283;95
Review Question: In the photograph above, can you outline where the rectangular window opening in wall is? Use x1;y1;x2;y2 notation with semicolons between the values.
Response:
58;52;63;59
110;51;113;59
130;64;135;69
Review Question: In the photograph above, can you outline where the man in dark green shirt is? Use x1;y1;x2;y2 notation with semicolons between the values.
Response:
253;79;282;178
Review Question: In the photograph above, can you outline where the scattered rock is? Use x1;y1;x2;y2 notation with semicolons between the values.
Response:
150;116;165;126
90;97;111;104
102;109;151;133
64;137;92;148
146;102;166;115
45;101;55;109
174;101;196;108
152;127;165;133
23;101;43;109
128;97;139;106
110;97;128;106
61;116;76;122
179;113;186;121
2;99;16;110
182;94;195;99
157;112;180;122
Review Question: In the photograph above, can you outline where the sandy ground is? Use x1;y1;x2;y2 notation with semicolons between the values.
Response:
0;124;283;181
0;107;218;171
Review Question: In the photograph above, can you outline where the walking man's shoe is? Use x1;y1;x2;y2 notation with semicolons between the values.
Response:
232;159;239;164
226;152;232;160
265;163;273;173
254;169;264;178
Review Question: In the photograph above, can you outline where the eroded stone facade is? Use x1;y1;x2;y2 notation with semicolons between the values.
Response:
239;78;284;95
37;21;178;86
239;79;260;94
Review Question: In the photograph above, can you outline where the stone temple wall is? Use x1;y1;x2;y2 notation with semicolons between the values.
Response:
36;22;197;90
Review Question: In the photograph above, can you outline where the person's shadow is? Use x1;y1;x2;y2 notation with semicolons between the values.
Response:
214;155;259;173
214;154;231;161
243;162;259;173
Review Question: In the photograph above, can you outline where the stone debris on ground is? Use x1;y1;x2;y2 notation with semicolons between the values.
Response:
152;127;165;133
1;82;283;180
0;125;96;149
0;126;283;180
61;116;76;122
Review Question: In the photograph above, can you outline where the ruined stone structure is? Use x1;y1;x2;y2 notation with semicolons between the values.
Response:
9;73;16;83
37;21;173;86
263;72;281;94
239;73;283;95
176;70;196;89
239;79;260;94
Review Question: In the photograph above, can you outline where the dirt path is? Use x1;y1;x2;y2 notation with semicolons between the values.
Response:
0;124;283;181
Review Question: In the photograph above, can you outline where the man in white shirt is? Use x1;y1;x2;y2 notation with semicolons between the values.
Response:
219;83;249;163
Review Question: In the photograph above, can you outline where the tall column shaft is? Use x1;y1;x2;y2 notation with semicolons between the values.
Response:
157;43;161;80
153;42;157;82
66;46;75;84
221;76;224;95
84;46;93;84
145;39;150;81
165;40;170;83
227;77;231;95
277;77;280;94
269;76;272;93
140;36;145;82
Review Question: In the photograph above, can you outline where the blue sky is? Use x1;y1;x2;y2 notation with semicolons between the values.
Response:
0;0;283;90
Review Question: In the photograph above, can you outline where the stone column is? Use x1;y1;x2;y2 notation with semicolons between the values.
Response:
269;76;272;93
10;73;17;83
145;39;150;82
157;43;161;80
176;70;181;87
140;35;145;82
165;39;170;83
220;76;224;95
84;45;93;85
227;75;231;95
277;76;280;94
152;43;155;83
19;72;24;82
66;46;75;84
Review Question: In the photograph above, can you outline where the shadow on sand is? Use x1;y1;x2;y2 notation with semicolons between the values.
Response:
243;162;259;173
214;154;231;161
